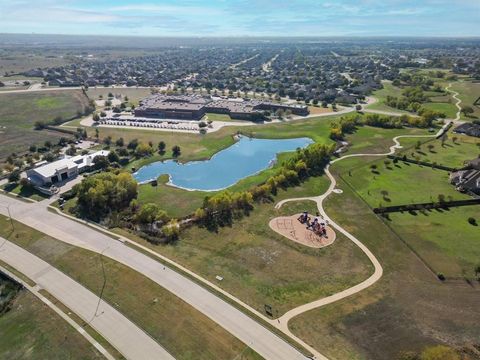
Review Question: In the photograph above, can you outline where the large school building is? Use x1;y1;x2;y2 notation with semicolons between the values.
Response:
134;94;309;121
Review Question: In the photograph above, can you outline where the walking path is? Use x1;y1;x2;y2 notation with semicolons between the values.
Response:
274;121;452;357
0;237;173;360
445;83;462;122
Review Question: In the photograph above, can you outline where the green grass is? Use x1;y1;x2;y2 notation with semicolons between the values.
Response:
367;81;410;114
421;102;458;119
204;112;233;121
0;90;89;160
401;133;480;169
450;81;480;120
342;156;469;209
86;87;152;107
388;206;480;277
1;183;48;201
0;288;103;359
0;215;261;360
288;156;480;360
121;176;373;316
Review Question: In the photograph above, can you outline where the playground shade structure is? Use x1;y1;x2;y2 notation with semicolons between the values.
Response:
269;213;336;248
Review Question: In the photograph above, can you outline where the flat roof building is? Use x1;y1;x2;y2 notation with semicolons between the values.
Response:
134;94;309;121
27;150;110;188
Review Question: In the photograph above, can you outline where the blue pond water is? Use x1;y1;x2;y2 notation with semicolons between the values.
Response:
133;136;313;191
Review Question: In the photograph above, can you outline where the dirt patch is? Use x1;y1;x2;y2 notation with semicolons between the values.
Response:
269;213;336;248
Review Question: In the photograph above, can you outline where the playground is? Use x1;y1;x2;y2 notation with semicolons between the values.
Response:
269;212;336;248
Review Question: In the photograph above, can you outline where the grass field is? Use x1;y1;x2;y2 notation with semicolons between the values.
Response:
0;90;90;160
203;112;233;121
0;215;261;360
450;81;480;120
120;177;373;316
0;288;103;359
342;157;469;208
0;52;68;75
400;133;480;169
342;147;480;277
421;101;458;119
288;157;480;360
86;87;152;106
366;81;410;114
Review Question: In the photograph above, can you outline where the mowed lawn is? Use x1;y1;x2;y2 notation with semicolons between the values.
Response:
121;177;373;316
451;81;480;120
341;156;469;208
334;144;479;278
389;206;480;277
0;216;261;360
0;90;90;159
0;289;103;359
400;133;480;169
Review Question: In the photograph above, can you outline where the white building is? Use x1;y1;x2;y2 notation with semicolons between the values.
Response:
27;150;110;187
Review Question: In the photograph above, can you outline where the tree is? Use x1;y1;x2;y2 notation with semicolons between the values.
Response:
65;144;76;156
76;171;137;220
461;105;474;117
8;170;21;183
92;113;100;122
427;144;435;152
355;104;362;111
135;203;169;224
162;220;180;242
95;128;99;141
103;136;112;146
127;138;139;150
115;137;124;147
158;141;166;154
135;142;153;158
92;155;110;170
107;151;120;164
172;145;181;157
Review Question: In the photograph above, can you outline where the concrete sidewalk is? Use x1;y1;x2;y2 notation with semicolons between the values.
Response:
0;237;174;360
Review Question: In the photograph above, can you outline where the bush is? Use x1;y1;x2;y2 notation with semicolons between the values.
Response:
8;170;21;183
467;217;477;226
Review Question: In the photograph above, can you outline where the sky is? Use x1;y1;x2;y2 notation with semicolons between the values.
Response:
0;0;479;37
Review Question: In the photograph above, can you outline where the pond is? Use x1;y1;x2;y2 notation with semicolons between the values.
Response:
133;136;313;191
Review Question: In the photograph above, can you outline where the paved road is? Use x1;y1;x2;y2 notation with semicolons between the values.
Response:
0;237;173;360
0;264;115;360
0;195;308;360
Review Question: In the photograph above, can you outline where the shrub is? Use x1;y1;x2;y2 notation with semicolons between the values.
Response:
467;217;477;226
